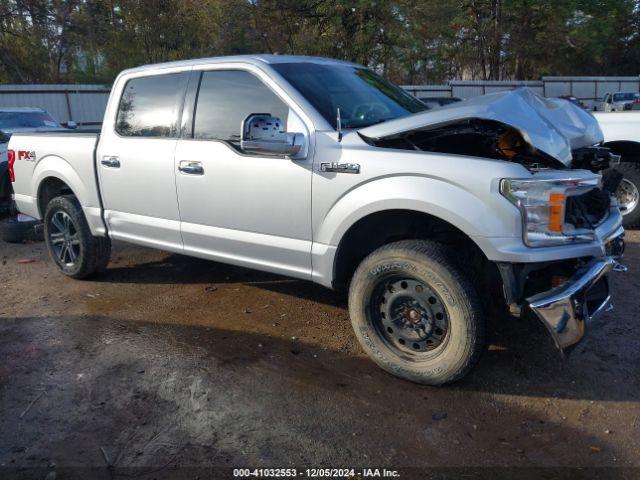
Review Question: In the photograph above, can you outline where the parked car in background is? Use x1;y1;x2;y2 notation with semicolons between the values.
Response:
0;107;74;239
419;96;463;109
593;92;639;112
7;57;626;385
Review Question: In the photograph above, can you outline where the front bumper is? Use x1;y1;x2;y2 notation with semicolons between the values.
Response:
526;257;624;350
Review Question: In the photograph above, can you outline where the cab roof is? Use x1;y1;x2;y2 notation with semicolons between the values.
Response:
121;55;362;75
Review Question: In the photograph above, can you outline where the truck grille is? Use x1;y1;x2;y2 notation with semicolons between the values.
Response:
565;188;611;229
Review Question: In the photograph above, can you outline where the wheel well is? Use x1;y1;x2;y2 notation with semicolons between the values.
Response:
37;177;75;217
603;141;640;162
332;209;498;292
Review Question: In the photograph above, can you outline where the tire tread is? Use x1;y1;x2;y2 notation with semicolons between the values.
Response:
349;239;486;385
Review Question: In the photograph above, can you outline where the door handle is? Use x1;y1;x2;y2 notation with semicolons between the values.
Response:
101;156;120;168
178;160;204;175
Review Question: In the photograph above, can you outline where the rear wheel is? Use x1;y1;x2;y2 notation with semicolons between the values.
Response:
616;161;640;228
44;195;111;278
348;240;485;385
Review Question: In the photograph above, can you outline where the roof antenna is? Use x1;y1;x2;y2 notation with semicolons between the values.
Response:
336;107;343;142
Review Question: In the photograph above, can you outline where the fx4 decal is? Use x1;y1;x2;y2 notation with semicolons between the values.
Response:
17;150;36;161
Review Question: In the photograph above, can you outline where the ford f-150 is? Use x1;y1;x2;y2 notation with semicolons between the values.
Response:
8;55;627;385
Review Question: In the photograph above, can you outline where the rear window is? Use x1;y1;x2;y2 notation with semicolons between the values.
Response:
116;73;188;137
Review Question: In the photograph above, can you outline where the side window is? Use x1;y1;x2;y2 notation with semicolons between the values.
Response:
193;70;289;145
116;73;188;137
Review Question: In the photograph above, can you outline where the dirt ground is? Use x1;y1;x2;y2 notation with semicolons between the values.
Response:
0;231;639;479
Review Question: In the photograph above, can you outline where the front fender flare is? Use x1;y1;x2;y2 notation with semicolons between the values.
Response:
315;175;519;249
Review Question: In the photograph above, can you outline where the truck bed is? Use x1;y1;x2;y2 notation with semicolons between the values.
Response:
9;131;101;221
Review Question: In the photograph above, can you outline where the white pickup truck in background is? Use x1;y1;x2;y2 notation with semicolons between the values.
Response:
593;92;639;112
594;111;640;227
6;55;627;385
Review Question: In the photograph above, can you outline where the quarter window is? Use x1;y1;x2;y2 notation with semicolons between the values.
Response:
116;73;188;137
193;70;289;145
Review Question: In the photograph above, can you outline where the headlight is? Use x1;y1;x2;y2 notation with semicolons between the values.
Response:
500;177;599;247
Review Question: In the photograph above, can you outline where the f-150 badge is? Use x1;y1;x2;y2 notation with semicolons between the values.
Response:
320;162;360;174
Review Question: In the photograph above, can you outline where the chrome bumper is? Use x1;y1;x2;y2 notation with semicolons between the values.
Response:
526;257;623;350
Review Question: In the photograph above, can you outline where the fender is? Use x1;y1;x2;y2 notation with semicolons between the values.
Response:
315;175;520;248
32;154;93;213
31;155;105;235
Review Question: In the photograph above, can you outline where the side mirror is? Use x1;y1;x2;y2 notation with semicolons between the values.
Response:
240;114;304;157
64;121;77;129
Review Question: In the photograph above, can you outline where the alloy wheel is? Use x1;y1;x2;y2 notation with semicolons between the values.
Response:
48;211;80;266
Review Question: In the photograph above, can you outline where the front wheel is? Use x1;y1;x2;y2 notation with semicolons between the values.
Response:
348;240;485;385
44;195;111;278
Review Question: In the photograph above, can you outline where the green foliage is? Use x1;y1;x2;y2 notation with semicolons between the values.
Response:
0;0;638;84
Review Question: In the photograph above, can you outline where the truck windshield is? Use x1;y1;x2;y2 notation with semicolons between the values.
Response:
612;92;636;102
272;62;428;129
0;111;60;129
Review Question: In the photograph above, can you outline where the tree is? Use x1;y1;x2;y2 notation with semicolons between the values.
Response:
0;0;638;84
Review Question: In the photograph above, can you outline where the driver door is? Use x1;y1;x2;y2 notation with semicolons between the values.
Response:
174;68;314;279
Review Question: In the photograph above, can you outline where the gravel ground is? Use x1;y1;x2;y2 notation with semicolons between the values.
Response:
0;232;639;479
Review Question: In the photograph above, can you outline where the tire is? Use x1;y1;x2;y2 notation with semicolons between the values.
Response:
615;161;640;228
43;195;111;279
348;240;485;385
0;217;42;243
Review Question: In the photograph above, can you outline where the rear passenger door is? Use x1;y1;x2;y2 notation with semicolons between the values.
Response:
174;67;313;278
97;70;189;251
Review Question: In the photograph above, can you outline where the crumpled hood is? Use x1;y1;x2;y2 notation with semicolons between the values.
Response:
358;88;603;166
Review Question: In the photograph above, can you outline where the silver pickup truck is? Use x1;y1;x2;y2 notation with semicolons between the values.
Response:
8;55;626;385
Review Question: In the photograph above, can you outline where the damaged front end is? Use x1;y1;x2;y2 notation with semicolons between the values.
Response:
526;258;617;350
497;235;625;351
359;87;619;174
359;88;628;352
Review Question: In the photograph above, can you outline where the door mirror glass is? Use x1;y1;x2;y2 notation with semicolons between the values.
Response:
240;114;304;157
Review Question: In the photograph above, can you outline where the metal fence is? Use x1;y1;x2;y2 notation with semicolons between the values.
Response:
0;76;638;127
0;84;110;127
402;80;544;99
401;76;640;109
